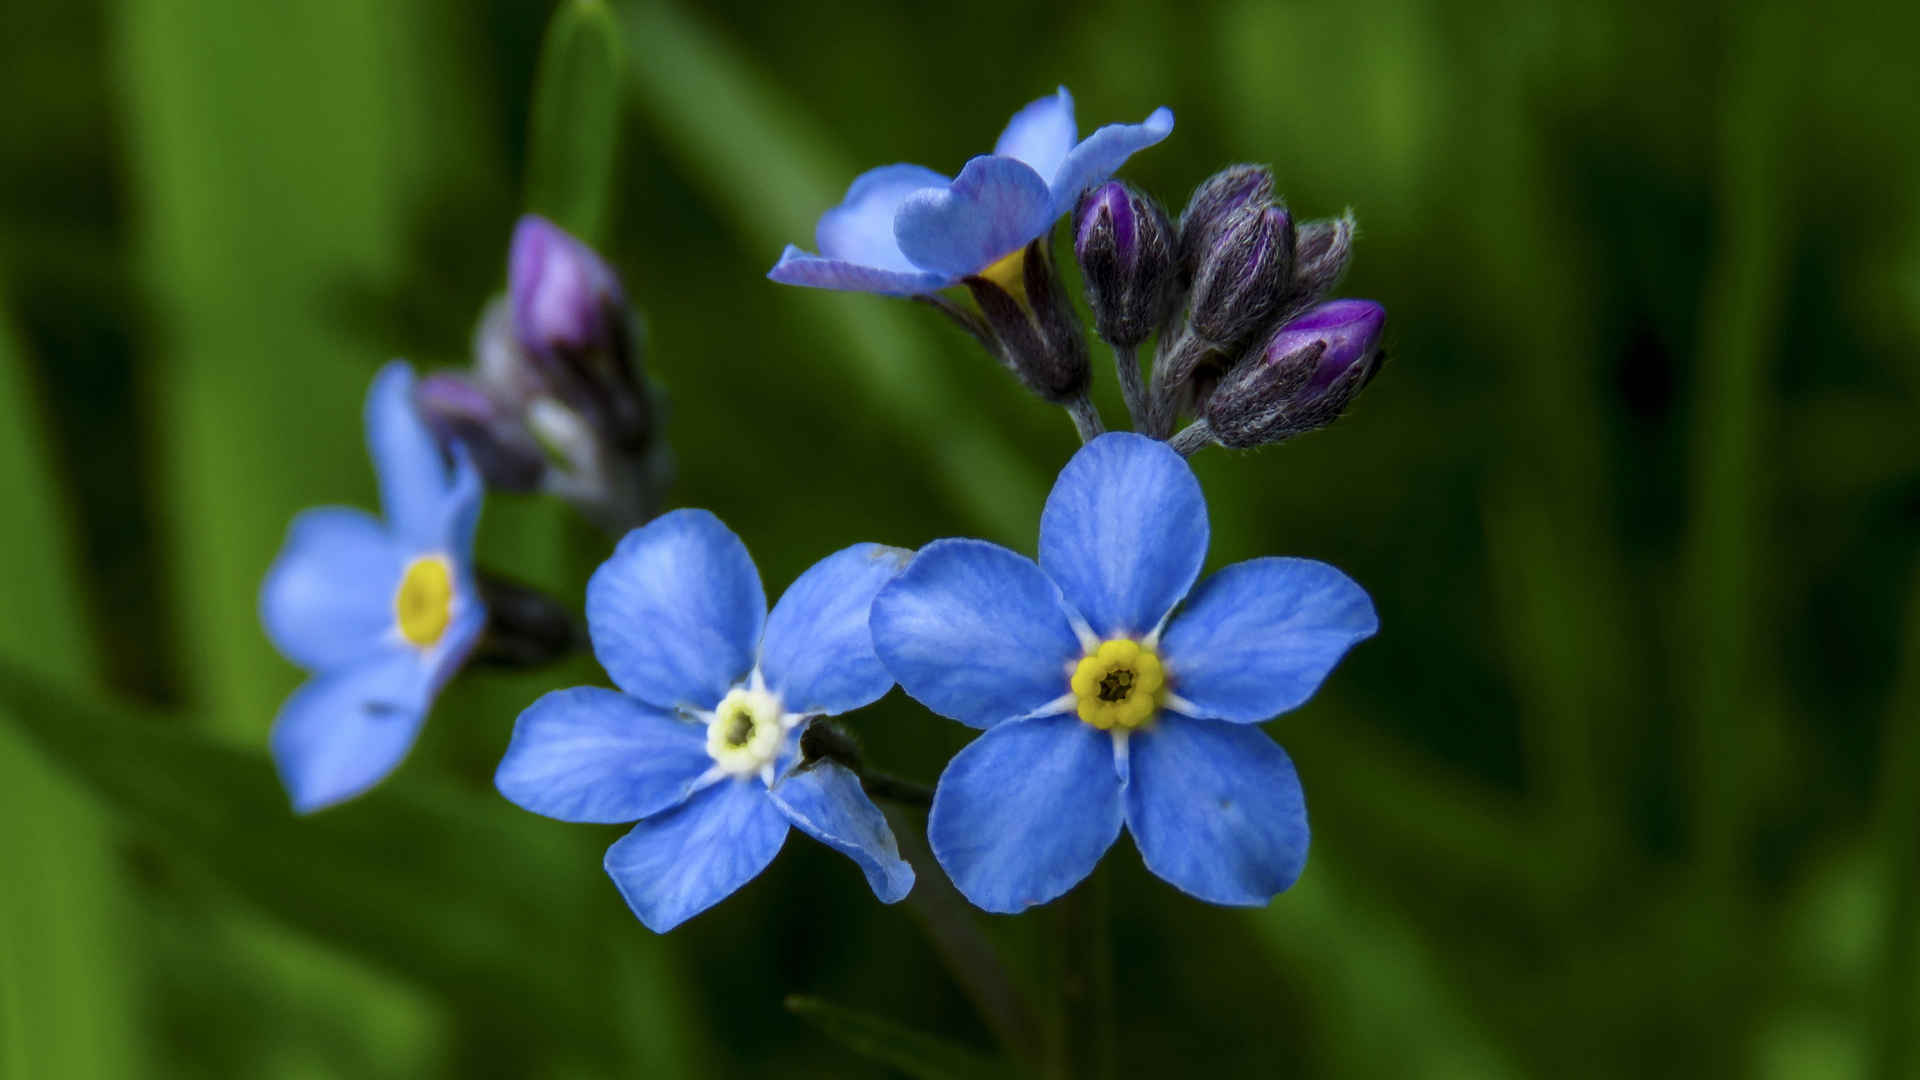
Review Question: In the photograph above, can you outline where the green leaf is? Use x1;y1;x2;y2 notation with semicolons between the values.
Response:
0;661;692;1075
525;0;625;245
785;995;1009;1080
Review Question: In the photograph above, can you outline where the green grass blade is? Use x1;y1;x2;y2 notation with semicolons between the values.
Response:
785;995;1008;1080
525;0;625;245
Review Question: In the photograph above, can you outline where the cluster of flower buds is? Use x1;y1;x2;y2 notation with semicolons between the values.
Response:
416;215;670;533
1069;164;1384;452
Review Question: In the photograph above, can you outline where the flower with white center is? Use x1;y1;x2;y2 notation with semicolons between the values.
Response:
869;433;1377;913
494;510;916;932
260;362;486;813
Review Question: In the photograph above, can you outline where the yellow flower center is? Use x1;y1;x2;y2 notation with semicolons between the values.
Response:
394;554;454;648
706;687;785;777
1070;638;1166;731
978;246;1030;305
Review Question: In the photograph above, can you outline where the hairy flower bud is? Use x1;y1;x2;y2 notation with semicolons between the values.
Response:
1205;299;1386;448
1177;164;1275;280
1282;213;1356;313
1187;203;1295;352
1073;182;1180;348
414;372;547;492
963;238;1090;403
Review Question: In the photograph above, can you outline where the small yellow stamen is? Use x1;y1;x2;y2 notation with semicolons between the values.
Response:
394;555;454;648
1070;638;1167;731
978;247;1029;305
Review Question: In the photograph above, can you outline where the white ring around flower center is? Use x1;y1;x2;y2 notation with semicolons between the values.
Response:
705;687;786;777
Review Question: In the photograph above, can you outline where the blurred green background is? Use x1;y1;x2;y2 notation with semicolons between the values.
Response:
3;0;1917;1076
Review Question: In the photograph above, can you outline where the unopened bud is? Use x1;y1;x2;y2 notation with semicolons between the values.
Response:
1073;182;1180;348
414;372;548;491
1282;213;1356;313
1204;299;1386;448
963;238;1090;403
1178;164;1275;279
1187;203;1294;352
471;573;583;669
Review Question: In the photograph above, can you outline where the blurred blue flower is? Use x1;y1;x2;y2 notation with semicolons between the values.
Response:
495;510;915;931
260;363;487;813
870;433;1376;913
769;87;1174;297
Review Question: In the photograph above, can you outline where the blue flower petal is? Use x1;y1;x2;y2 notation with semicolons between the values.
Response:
421;581;487;698
993;86;1076;183
366;362;454;550
260;507;402;671
894;156;1055;279
1038;432;1208;639
1159;557;1377;723
603;779;790;932
816;164;951;271
432;442;484;558
766;245;956;296
928;713;1123;913
586;509;766;711
1046;106;1175;220
769;759;914;903
870;539;1082;729
760;543;912;716
270;648;429;814
1123;716;1308;905
495;686;711;824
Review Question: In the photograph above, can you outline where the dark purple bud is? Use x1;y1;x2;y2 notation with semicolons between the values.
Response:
1282;213;1356;313
414;372;548;491
1186;202;1295;352
1073;182;1180;348
1178;164;1275;278
1204;299;1386;448
963;238;1090;403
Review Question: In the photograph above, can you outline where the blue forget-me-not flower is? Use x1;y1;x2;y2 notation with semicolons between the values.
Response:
260;362;486;813
494;509;916;931
869;433;1377;913
768;87;1174;297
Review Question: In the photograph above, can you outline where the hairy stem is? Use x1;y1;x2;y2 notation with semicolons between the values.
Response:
1065;393;1105;444
1109;343;1147;431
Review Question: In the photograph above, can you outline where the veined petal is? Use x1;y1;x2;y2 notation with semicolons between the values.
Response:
603;779;789;932
769;759;914;903
260;507;402;672
894;156;1055;279
366;362;454;550
766;246;955;296
587;509;765;711
1038;432;1207;639
1159;557;1377;723
1123;716;1308;905
270;649;429;814
816;164;951;271
1046;106;1175;220
928;713;1122;913
760;543;913;716
993;86;1076;183
870;539;1082;729
495;686;710;824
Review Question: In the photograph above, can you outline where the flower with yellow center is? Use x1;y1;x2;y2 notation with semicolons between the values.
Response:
1069;637;1166;731
394;554;455;647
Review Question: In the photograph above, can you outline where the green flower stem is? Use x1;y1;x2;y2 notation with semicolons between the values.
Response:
1050;865;1115;1080
1066;394;1106;445
1110;343;1148;431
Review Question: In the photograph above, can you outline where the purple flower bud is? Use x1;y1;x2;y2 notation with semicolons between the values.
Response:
1073;182;1180;348
1186;202;1295;352
1178;164;1275;278
414;372;548;491
1204;299;1386;448
1282;213;1356;313
963;238;1090;404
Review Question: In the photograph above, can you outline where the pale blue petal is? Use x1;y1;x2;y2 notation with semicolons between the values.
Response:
769;759;914;903
1038;432;1208;639
870;539;1081;729
260;507;402;672
495;686;710;824
421;581;487;698
1046;106;1175;220
894;156;1055;278
270;648;429;814
928;713;1122;913
586;509;765;710
993;86;1076;182
760;543;913;716
1123;716;1308;905
603;779;789;932
1159;557;1377;723
366;362;453;549
430;442;484;559
816;164;950;271
766;245;955;296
